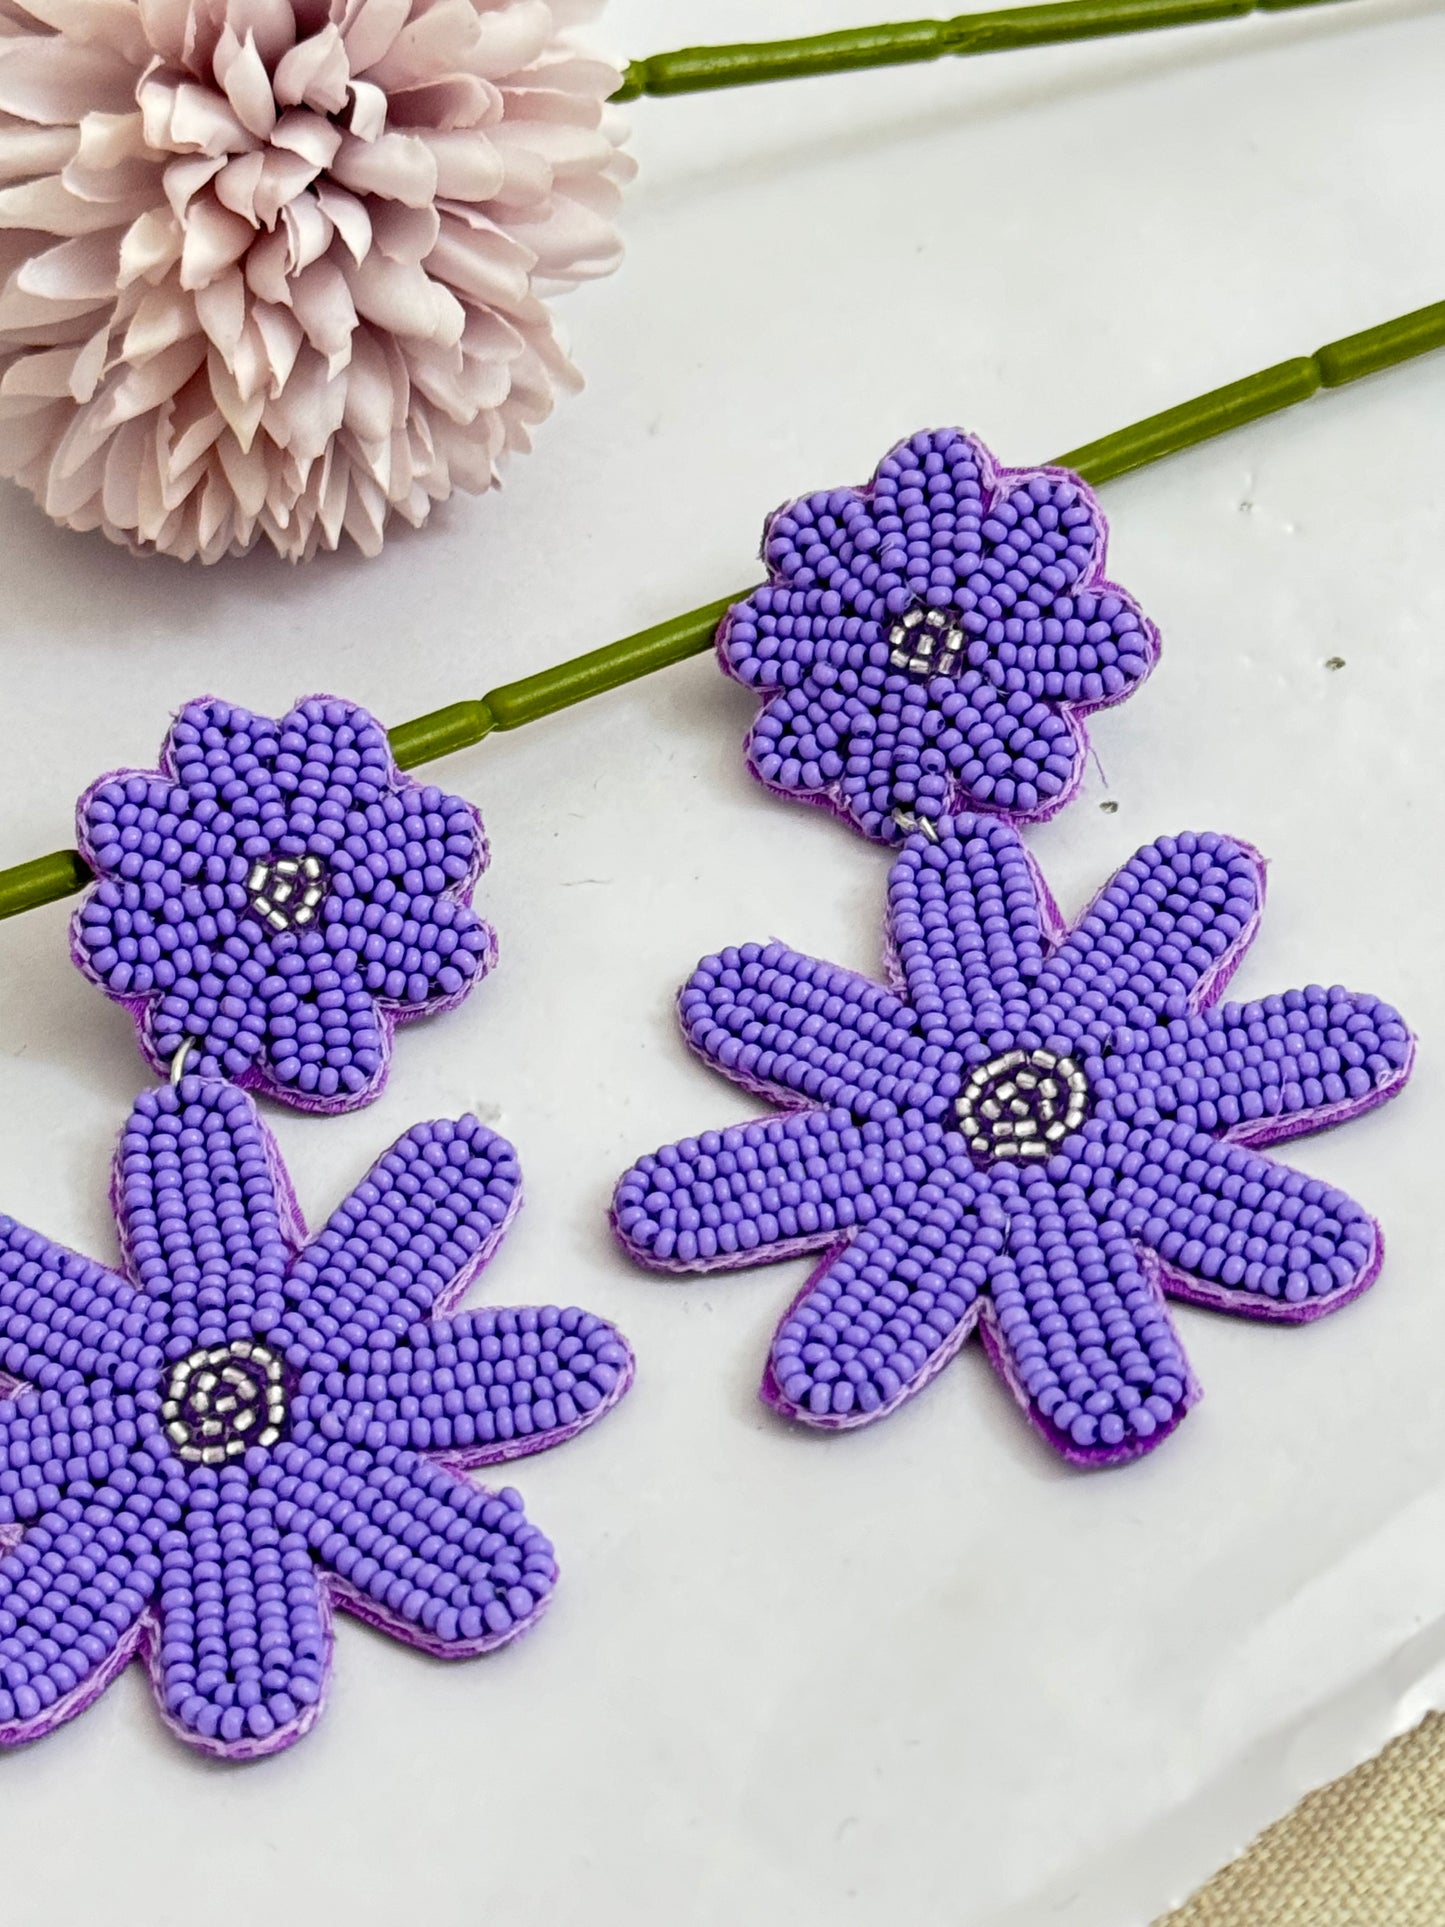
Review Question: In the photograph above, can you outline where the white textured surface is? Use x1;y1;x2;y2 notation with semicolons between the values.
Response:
0;2;1443;1921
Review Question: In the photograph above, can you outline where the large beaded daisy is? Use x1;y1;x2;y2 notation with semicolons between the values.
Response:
0;1078;633;1757
612;818;1413;1466
718;429;1159;843
71;693;494;1111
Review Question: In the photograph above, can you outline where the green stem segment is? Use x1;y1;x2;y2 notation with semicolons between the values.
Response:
4;297;1443;922
613;0;1352;100
0;849;95;920
388;594;741;768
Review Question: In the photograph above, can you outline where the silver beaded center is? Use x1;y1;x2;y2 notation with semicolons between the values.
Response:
957;1048;1088;1162
245;854;326;933
162;1340;285;1465
888;606;967;680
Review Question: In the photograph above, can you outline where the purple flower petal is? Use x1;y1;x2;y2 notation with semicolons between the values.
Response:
1084;1119;1386;1320
1039;830;1263;1030
612;1107;956;1271
297;1304;635;1466
71;694;494;1113
247;942;389;1103
275;1116;520;1361
272;1440;557;1656
679;941;924;1116
719;428;1159;842
1096;988;1413;1146
148;1465;329;1759
889;822;1266;1055
0;1216;162;1396
116;1079;294;1347
763;1168;987;1428
0;1490;164;1745
886;816;1054;1043
976;1164;1197;1465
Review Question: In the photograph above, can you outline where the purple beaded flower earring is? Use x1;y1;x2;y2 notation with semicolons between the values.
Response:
0;1080;633;1756
607;427;1415;1468
719;428;1159;843
612;817;1414;1467
0;688;637;1760
71;694;496;1112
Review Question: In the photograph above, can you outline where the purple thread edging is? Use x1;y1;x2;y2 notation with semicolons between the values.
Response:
70;692;496;1116
0;1613;151;1752
716;438;1162;842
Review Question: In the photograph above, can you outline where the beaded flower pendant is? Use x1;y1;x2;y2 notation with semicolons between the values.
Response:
613;818;1413;1466
0;1077;633;1758
719;429;1159;843
72;695;495;1112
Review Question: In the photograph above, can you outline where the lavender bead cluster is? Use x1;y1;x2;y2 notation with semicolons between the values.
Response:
720;429;1159;843
614;817;1412;1466
0;1080;633;1757
72;696;495;1112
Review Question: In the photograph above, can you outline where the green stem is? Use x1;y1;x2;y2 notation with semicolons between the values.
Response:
389;595;741;767
613;0;1352;99
0;849;95;921
3;297;1442;922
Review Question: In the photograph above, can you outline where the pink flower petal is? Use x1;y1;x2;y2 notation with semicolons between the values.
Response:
273;23;350;114
339;0;409;78
117;205;182;285
289;253;355;372
0;35;134;122
251;147;322;226
313;180;370;263
329;128;436;206
15;227;119;300
346;249;459;344
122;278;199;359
270;106;342;169
212;26;277;141
0;123;79;185
415;129;502;200
346;76;387;142
179;193;253;288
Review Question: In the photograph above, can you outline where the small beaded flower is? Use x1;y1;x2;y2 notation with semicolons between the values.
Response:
719;429;1159;843
0;1077;633;1757
612;818;1412;1466
72;693;495;1111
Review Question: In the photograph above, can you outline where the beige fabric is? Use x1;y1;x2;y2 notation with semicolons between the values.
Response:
1157;1716;1445;1927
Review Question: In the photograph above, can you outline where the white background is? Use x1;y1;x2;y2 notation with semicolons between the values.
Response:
0;1;1443;1920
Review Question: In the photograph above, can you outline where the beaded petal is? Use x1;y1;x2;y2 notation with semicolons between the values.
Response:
72;694;495;1112
719;429;1159;842
612;819;1413;1466
0;1080;633;1757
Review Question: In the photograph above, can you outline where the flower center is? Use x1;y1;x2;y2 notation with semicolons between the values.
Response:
888;606;967;680
162;1341;286;1465
246;855;327;933
957;1048;1088;1161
